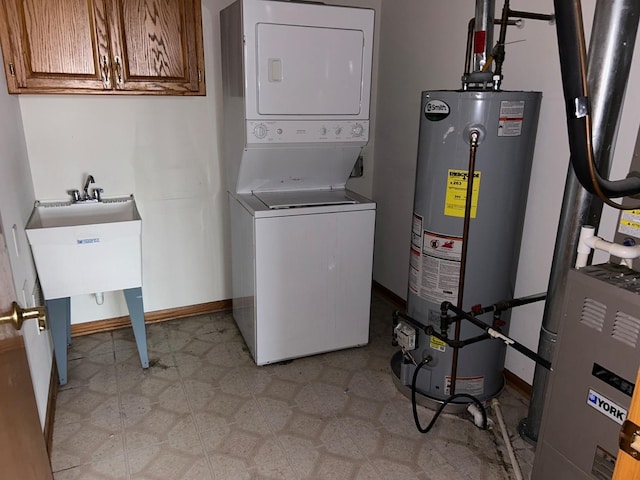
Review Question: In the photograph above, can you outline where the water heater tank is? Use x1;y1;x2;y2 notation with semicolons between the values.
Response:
397;90;542;405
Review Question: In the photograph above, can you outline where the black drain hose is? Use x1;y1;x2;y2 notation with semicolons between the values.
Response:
411;357;488;434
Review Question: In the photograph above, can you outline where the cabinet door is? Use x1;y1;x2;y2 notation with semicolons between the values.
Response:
108;0;205;94
0;0;111;93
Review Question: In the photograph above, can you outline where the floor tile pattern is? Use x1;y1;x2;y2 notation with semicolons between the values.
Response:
51;294;535;479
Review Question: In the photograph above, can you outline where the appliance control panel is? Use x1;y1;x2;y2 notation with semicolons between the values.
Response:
246;120;369;144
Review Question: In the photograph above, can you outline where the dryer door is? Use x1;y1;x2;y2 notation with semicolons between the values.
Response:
255;23;365;116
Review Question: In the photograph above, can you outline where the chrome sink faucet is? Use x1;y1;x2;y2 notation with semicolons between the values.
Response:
68;175;103;202
83;175;95;200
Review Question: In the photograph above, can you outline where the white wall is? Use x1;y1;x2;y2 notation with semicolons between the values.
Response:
0;48;52;427
16;0;640;390
372;0;640;384
18;0;379;325
20;1;229;323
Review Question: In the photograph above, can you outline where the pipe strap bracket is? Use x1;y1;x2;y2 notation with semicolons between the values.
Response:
573;96;589;118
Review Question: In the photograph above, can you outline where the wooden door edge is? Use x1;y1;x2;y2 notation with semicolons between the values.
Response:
44;363;58;455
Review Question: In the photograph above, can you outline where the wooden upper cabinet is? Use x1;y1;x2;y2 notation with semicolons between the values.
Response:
0;0;205;95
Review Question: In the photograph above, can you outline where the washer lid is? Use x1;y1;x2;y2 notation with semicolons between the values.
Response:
254;189;358;209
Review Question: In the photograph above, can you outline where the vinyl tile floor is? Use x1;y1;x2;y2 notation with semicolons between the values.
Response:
51;293;536;480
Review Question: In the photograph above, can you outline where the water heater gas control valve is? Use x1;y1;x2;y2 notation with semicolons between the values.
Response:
394;321;417;351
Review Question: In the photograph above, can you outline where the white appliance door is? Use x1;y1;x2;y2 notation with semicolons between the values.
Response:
254;208;375;364
256;23;365;116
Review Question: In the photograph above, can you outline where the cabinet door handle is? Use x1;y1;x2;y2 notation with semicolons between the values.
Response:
114;56;123;85
101;55;110;87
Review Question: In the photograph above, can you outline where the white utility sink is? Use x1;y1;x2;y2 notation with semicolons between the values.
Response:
26;196;142;300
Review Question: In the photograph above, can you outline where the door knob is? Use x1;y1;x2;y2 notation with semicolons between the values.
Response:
0;302;46;331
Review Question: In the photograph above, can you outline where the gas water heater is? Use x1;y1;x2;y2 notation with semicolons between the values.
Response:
387;1;557;414
392;89;541;407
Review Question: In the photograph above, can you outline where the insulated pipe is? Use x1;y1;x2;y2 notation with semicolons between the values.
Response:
585;0;640;198
556;0;640;198
521;0;640;443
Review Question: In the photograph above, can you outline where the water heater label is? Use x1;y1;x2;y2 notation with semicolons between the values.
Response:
411;213;423;250
444;375;485;396
445;170;481;218
429;336;447;352
424;99;450;121
497;100;525;137
408;229;462;304
586;389;627;425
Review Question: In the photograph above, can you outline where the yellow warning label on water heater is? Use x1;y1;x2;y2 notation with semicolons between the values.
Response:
445;169;481;218
430;336;447;352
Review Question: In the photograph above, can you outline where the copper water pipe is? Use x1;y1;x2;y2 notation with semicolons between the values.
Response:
449;129;480;396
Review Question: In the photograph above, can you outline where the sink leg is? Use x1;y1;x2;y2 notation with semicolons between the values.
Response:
46;297;70;386
124;287;149;369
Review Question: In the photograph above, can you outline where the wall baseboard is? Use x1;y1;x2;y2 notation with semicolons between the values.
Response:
70;299;233;337
372;281;533;399
372;280;405;309
503;369;533;398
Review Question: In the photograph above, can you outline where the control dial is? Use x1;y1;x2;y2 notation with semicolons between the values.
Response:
352;123;365;137
253;123;268;139
335;126;342;135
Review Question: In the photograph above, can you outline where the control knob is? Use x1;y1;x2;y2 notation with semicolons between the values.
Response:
352;123;365;137
253;123;268;139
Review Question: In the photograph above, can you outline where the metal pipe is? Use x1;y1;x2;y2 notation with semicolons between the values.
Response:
463;17;520;88
441;302;552;370
520;0;640;444
475;292;547;316
464;18;475;80
508;10;554;23
473;0;495;73
449;129;481;396
585;0;640;196
492;0;510;89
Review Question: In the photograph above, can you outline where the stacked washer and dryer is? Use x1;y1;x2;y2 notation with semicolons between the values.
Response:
220;0;376;365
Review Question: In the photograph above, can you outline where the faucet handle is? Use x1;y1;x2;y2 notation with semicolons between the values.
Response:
67;189;80;202
93;188;104;202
